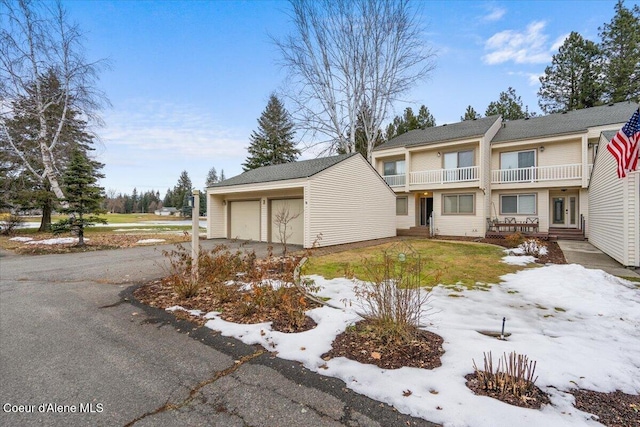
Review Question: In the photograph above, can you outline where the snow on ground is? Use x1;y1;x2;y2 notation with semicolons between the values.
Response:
25;237;89;245
170;257;640;427
136;238;166;244
9;236;33;242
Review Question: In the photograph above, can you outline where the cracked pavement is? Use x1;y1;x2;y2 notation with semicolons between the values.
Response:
0;241;438;426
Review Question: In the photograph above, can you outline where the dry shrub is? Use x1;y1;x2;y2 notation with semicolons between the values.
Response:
0;214;24;235
505;232;525;247
473;351;539;400
353;243;431;344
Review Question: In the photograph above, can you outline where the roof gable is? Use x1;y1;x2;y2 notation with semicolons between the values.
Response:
374;115;501;151
493;102;639;143
209;153;358;187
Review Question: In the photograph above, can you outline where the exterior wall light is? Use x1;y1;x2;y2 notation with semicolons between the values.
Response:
540;146;545;152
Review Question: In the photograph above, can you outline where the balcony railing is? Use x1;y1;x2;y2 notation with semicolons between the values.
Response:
410;166;479;185
383;174;406;187
491;164;582;184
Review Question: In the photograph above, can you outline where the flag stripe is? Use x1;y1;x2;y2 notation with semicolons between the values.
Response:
607;108;640;179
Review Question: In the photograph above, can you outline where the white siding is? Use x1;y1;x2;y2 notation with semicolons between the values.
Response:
206;194;226;238
588;140;639;267
395;192;416;229
307;155;396;247
433;189;485;237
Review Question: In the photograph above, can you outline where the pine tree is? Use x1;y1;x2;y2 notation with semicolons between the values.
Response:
385;105;436;140
485;87;535;120
52;149;107;246
538;32;603;113
461;105;481;121
171;170;193;216
220;170;226;182
242;94;298;171
205;167;219;186
599;0;640;102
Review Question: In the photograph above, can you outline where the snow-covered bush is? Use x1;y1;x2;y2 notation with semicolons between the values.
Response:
518;239;547;257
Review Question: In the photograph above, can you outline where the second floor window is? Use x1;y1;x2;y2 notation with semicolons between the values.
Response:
444;150;474;181
384;160;405;176
500;150;536;181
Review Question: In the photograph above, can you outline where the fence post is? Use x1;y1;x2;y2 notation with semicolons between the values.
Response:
191;190;200;284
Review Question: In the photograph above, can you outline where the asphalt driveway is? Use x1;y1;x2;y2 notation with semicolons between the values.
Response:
0;240;437;427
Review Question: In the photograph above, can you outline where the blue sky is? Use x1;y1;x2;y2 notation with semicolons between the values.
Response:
62;0;637;196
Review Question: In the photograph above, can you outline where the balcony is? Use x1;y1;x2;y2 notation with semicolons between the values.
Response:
410;166;479;185
383;174;406;187
491;164;582;184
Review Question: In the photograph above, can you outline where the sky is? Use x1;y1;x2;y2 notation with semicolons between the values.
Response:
59;0;639;196
165;252;640;427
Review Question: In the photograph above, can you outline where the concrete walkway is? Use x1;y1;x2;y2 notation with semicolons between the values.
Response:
556;240;640;279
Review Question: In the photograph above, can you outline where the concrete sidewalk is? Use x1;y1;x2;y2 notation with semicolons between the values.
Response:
556;240;640;279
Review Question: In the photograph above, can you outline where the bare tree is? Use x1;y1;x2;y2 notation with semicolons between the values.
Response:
0;0;108;228
275;0;435;162
273;204;302;255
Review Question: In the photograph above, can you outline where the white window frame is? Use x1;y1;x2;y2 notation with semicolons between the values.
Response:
442;193;475;215
500;193;537;215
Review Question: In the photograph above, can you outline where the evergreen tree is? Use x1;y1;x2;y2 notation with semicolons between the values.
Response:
205;167;219;186
385;105;436;140
220;170;226;182
338;109;384;159
538;32;603;113
485;87;535;120
242;94;298;171
52;149;107;246
163;188;173;207
599;0;640;102
171;170;193;215
461;105;481;121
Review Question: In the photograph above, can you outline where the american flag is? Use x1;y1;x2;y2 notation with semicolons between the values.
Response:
607;108;640;178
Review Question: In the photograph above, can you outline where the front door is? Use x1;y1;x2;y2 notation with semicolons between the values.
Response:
419;197;433;226
551;195;577;227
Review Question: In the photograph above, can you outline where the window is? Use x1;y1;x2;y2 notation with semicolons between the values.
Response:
444;150;474;181
396;197;408;215
443;194;474;214
500;150;536;181
500;194;536;215
384;160;405;176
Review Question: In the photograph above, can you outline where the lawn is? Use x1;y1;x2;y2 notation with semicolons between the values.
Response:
18;213;190;224
303;239;525;289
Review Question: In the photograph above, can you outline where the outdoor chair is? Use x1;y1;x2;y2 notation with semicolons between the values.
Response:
504;217;516;232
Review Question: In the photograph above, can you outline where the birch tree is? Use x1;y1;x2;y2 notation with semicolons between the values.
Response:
0;0;107;229
275;0;435;162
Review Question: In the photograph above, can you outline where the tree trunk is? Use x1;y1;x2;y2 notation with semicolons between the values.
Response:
39;185;52;232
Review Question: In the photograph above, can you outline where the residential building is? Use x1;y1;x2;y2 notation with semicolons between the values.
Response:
372;102;639;259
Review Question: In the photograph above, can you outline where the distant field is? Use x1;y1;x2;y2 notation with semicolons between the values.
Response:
20;213;191;224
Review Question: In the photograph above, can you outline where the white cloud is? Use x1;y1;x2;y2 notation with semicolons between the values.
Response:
482;21;552;65
482;5;506;22
101;100;248;160
550;32;571;52
507;71;544;86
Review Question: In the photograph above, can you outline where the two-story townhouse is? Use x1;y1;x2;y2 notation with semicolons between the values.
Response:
372;102;639;240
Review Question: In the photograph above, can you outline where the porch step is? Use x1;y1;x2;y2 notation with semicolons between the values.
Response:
548;227;585;241
397;226;431;237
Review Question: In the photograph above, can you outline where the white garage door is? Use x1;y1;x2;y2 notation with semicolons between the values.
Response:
271;199;304;246
230;200;261;241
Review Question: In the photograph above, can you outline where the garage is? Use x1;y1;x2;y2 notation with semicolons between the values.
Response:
270;198;304;246
229;200;260;241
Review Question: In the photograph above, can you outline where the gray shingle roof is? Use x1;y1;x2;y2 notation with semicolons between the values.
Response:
493;102;639;143
374;115;501;151
209;153;357;187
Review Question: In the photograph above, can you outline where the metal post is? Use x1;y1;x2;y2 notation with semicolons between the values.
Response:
191;190;200;283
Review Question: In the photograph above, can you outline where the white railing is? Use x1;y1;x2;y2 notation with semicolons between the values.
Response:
383;174;406;187
491;164;582;184
410;166;479;185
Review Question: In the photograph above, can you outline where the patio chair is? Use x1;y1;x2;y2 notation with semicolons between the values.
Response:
525;217;539;233
504;217;516;232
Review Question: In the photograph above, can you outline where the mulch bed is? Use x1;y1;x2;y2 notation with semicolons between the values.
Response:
321;319;444;370
568;389;640;427
464;372;550;410
134;279;319;333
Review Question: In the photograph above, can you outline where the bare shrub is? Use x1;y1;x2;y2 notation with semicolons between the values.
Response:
272;204;301;255
472;351;539;400
505;232;525;247
353;243;431;343
0;214;24;235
